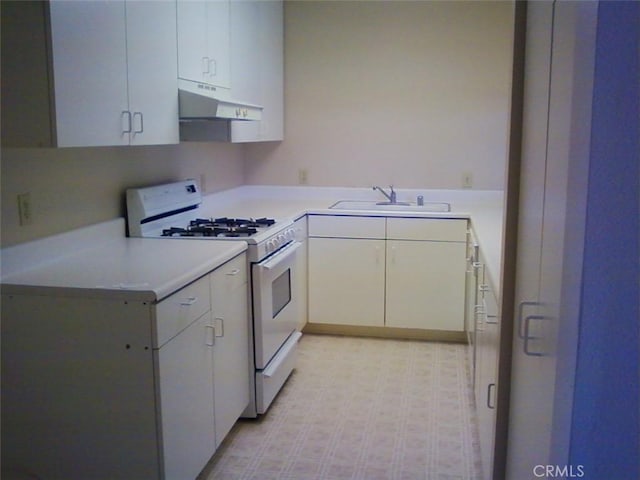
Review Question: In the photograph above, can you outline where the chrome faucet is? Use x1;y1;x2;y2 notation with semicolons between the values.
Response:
372;185;397;203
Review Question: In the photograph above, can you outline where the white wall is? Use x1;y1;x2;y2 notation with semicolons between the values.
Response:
0;143;244;246
245;0;514;189
1;1;514;246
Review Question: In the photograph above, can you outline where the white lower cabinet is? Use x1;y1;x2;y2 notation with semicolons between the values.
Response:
308;236;386;326
386;240;466;330
385;216;467;331
158;312;216;480
472;251;500;480
1;252;249;480
465;229;481;375
307;215;467;332
294;216;309;330
210;254;250;448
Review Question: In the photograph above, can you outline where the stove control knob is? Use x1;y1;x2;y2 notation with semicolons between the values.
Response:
266;240;274;253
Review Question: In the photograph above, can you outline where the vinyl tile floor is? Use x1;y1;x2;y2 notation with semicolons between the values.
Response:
199;334;482;480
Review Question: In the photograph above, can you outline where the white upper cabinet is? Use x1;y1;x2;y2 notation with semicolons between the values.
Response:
1;1;179;148
48;1;130;147
229;0;284;142
178;0;284;143
177;0;231;88
124;1;180;146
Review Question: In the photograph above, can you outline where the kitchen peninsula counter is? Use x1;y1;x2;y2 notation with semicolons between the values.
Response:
0;218;247;301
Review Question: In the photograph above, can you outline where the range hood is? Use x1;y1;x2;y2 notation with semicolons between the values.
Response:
178;78;262;121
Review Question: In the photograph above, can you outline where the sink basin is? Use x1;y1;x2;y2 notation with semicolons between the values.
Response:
329;200;451;212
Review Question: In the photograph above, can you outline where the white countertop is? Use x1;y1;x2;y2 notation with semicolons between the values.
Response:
0;219;247;302
1;185;504;301
201;185;505;294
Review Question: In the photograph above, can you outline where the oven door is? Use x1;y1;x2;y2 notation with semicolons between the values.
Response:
252;241;301;369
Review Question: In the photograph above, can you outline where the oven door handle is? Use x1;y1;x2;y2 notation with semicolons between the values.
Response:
259;241;301;271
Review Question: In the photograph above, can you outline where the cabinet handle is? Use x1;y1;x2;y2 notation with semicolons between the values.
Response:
202;56;210;74
205;324;215;346
486;314;499;325
375;245;381;264
133;112;143;134
479;284;490;292
179;296;197;306
391;245;396;264
523;314;546;356
517;301;539;339
209;58;217;77
225;268;240;276
487;383;496;409
121;111;132;134
214;317;224;338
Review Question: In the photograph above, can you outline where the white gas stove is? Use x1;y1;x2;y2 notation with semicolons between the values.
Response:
126;179;302;418
126;179;296;263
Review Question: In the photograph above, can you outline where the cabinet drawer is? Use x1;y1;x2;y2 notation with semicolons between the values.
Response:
155;275;211;347
387;218;467;241
210;253;247;291
308;215;385;239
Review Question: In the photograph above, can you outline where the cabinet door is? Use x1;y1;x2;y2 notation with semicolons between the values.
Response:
385;240;466;331
49;0;129;147
308;237;385;327
206;0;231;88
177;1;208;82
157;313;215;480
126;1;179;145
177;0;230;88
465;232;480;374
230;0;284;142
210;255;250;448
294;216;309;330
475;287;499;480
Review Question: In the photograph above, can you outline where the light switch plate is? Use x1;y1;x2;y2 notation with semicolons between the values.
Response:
18;192;33;225
462;172;473;189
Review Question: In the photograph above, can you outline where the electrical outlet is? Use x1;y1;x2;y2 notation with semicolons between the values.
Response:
462;172;473;189
298;168;309;185
18;192;33;225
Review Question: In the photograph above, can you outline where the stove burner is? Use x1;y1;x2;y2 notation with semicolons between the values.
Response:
161;225;259;238
161;216;275;238
190;217;276;229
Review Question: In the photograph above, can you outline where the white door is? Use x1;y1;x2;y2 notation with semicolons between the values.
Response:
48;1;129;147
125;1;179;145
177;1;208;82
158;313;215;480
506;2;597;477
211;255;250;447
386;240;466;331
252;242;301;369
308;237;385;327
205;0;231;88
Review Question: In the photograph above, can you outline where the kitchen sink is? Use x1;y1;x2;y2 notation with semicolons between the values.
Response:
329;200;451;212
